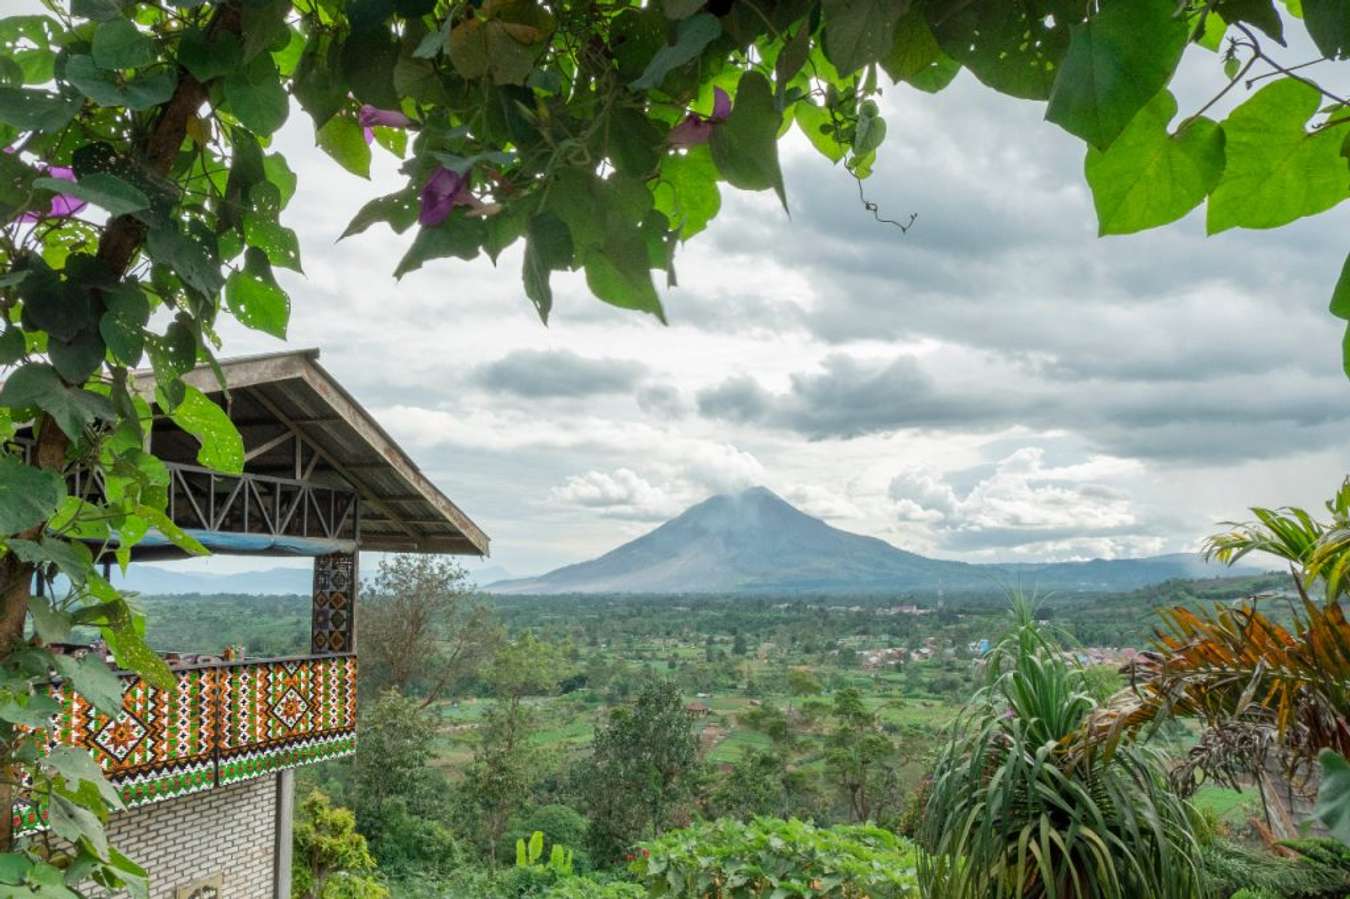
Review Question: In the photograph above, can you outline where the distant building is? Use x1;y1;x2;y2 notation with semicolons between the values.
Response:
685;701;711;717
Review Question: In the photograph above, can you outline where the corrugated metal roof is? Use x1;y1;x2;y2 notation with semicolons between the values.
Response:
132;349;489;556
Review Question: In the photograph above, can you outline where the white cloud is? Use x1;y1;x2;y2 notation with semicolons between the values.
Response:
551;469;685;522
888;447;1157;559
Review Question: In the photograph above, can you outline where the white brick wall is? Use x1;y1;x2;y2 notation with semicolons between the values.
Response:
87;776;279;899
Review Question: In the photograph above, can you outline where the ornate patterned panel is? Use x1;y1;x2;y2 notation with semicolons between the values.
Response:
59;665;217;809
312;552;356;654
215;655;358;786
15;654;357;836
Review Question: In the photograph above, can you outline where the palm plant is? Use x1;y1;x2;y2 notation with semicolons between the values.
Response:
1084;597;1350;839
1085;481;1350;839
1203;478;1350;601
918;598;1204;899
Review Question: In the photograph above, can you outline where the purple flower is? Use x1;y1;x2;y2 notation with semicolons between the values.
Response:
668;88;732;149
418;166;482;226
359;104;413;145
3;149;87;222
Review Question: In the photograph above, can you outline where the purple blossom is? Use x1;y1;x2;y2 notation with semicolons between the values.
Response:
668;88;732;149
359;104;413;145
418;166;482;227
3;148;86;222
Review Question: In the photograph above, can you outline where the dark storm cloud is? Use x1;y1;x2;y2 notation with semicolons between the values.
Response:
473;349;647;398
696;351;1350;464
698;354;1030;438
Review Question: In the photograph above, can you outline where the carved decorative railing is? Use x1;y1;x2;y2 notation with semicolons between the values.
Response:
15;654;356;835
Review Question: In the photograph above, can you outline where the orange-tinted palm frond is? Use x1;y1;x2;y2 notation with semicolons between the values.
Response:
1078;599;1350;763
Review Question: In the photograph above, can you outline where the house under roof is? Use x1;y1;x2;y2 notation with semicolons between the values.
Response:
124;348;489;559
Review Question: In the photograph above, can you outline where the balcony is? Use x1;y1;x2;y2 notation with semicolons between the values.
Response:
16;653;357;835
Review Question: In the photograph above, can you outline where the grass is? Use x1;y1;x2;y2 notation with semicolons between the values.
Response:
1192;784;1258;825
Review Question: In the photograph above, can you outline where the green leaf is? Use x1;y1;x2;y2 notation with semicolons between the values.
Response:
27;595;72;643
1207;77;1350;233
99;283;149;367
775;22;811;85
316;115;372;179
545;168;605;252
907;51;961;93
340;188;419;240
32;172;148;216
343;25;402;103
144;222;224;297
661;0;705;18
584;223;665;321
882;10;941;84
608;107;664;177
1330;252;1350;377
243;214;302;272
177;28;242;81
91;18;154;70
394;215;485;278
0;87;80;132
65;54;175;109
654;144;721;240
1303;0;1350;57
1045;0;1189;150
222;52;288;136
1218;0;1287;43
134;504;207;556
51;654;123;716
853;102;886;156
1316;749;1350;843
0;454;65;535
934;1;1077;100
0;363;114;440
630;13;721;90
45;745;122;809
48;794;108;860
168;386;243;474
225;249;290;338
522;212;572;323
710;72;787;210
0;854;32;885
1084;91;1225;235
102;621;172;692
793;101;847;163
293;31;345;128
823;0;906;75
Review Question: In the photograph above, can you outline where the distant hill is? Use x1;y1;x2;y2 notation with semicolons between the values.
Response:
110;565;312;596
488;487;1263;595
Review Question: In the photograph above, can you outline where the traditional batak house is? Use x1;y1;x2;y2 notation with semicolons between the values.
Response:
16;350;489;898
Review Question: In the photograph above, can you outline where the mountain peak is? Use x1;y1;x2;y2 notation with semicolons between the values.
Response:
487;491;1262;595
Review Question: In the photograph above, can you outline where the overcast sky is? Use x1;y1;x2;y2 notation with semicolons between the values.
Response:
183;34;1350;582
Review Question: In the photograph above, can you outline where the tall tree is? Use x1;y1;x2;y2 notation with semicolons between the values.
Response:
463;632;562;865
824;687;900;823
359;554;499;703
581;677;702;865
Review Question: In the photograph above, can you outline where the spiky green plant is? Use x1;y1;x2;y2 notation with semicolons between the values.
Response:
917;598;1205;899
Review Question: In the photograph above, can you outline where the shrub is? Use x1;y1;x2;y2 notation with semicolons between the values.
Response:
918;597;1204;899
1201;839;1350;898
631;817;920;897
503;805;591;871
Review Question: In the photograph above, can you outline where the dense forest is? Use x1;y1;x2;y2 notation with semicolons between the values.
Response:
119;562;1334;898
